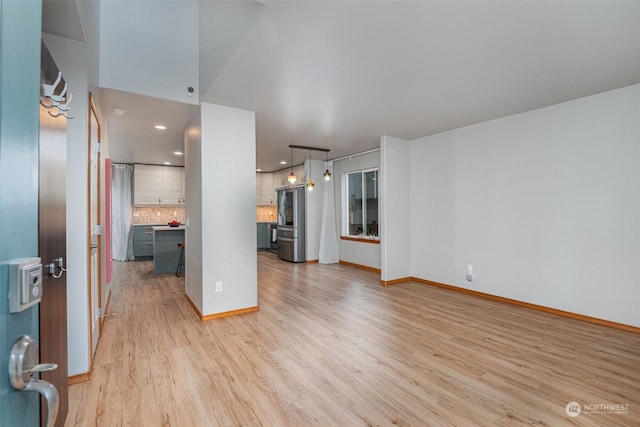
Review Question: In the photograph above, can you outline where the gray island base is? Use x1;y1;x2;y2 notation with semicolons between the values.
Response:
152;226;185;274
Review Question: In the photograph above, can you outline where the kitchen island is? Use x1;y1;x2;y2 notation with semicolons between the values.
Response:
152;226;185;274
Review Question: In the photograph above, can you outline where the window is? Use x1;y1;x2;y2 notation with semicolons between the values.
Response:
345;169;378;237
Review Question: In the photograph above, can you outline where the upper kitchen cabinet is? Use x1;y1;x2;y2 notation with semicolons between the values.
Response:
162;166;183;205
134;164;163;204
261;173;275;205
273;165;305;188
134;164;185;205
256;172;276;206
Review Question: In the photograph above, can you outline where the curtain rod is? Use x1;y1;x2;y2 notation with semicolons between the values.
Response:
331;147;380;162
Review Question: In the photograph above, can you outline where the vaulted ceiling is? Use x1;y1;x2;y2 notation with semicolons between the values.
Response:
43;0;640;171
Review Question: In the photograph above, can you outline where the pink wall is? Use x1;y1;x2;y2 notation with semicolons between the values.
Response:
105;158;112;284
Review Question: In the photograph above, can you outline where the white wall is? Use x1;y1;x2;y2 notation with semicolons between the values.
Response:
305;158;325;261
333;150;381;269
380;136;411;281
200;103;257;315
410;84;640;327
42;33;91;377
184;116;203;310
99;0;198;105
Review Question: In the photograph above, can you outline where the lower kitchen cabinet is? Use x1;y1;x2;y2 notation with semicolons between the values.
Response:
152;227;185;274
133;224;157;259
257;223;270;250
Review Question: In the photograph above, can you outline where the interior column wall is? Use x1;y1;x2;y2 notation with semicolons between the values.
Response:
200;103;257;316
184;115;203;311
380;136;411;282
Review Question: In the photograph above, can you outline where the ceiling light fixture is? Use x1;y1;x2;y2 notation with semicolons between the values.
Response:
154;125;167;130
112;108;125;117
287;147;297;184
287;145;330;188
164;161;171;165
174;151;183;156
306;149;314;191
323;150;331;181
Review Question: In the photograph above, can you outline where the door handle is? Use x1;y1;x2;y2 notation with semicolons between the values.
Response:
25;380;59;427
8;335;59;427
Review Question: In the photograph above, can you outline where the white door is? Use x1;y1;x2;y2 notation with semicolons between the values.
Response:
89;96;102;356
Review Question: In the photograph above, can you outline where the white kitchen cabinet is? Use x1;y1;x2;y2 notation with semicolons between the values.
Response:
273;165;305;189
261;173;275;205
181;168;186;204
256;173;275;205
162;166;183;205
256;174;263;205
134;164;163;205
134;164;185;205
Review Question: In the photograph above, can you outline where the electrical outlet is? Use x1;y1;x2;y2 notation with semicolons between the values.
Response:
215;281;223;292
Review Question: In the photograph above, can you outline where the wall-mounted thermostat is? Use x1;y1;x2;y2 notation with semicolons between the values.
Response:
8;257;42;313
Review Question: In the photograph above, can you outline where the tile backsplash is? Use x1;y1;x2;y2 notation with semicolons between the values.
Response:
256;206;277;222
133;207;185;225
133;206;277;224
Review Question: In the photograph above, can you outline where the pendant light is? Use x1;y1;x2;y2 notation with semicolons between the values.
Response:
323;150;331;181
306;149;315;191
287;146;297;184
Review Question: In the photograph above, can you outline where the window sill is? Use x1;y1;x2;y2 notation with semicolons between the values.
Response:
340;236;380;244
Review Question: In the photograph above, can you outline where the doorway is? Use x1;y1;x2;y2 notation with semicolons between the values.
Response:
38;42;69;427
88;94;102;358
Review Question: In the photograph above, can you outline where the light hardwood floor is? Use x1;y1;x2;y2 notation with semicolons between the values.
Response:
66;252;639;426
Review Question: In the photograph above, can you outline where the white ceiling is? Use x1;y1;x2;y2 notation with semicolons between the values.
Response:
45;1;640;171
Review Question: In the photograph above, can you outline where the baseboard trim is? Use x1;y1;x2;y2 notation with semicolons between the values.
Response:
201;306;259;321
411;277;640;334
380;277;412;286
339;260;381;274
185;292;259;321
305;259;319;264
184;292;202;318
68;372;91;385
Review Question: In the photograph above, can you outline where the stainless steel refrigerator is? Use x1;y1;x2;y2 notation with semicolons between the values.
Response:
277;187;305;262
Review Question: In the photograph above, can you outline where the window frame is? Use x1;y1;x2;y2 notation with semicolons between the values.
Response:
342;168;379;240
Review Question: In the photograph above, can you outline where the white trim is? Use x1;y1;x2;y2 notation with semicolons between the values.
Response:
342;168;379;238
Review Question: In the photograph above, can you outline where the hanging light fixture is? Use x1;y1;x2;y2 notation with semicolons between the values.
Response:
287;146;297;184
323;150;331;181
306;149;315;191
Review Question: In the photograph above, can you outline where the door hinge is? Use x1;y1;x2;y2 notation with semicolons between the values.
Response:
96;142;101;153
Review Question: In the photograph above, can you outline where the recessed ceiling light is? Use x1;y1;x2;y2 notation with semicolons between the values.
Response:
280;161;287;165
256;168;262;172
164;161;171;165
112;108;125;117
173;151;183;156
154;125;167;130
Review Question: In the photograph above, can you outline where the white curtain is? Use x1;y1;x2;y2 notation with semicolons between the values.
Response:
278;189;286;225
111;164;134;261
318;161;339;264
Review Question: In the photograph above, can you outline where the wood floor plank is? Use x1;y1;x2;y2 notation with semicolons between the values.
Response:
66;252;640;426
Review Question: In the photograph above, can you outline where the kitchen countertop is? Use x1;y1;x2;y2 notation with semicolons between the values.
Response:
152;225;186;231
